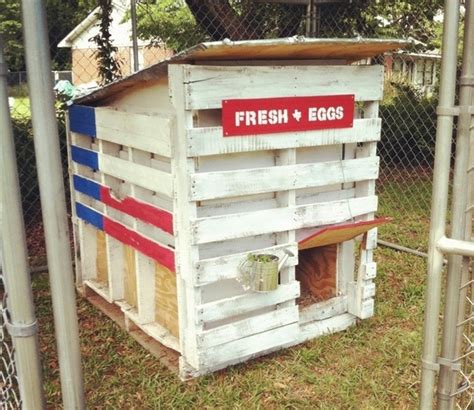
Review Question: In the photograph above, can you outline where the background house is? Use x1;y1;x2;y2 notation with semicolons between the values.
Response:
384;51;441;96
58;0;171;85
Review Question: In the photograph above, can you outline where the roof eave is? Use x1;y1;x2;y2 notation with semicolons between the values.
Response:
57;6;100;49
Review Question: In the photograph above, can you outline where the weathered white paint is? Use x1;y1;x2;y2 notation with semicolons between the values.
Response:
195;242;298;286
78;221;98;283
107;79;175;114
118;301;180;352
348;101;379;319
190;157;379;201
135;254;156;324
299;295;348;324
68;123;83;286
362;282;376;299
169;65;202;370
363;262;378;280
192;196;378;244
95;108;173;157
197;306;299;349
365;228;378;250
106;236;125;301
184;65;384;109
84;279;112;303
187;118;381;157
198;323;300;368
180;311;357;379
197;281;300;323
298;313;356;344
99;153;173;198
337;240;355;297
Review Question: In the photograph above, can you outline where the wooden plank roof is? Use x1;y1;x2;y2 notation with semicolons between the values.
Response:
75;37;410;105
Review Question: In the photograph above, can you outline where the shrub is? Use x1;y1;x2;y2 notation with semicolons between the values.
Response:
11;116;68;225
379;81;438;167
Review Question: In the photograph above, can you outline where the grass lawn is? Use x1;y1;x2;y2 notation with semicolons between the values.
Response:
11;96;31;119
378;172;433;252
34;245;426;408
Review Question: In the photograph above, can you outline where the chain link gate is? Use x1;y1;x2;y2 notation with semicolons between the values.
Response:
0;275;20;409
2;0;470;406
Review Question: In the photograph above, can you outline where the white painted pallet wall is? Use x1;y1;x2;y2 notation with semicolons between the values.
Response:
168;63;382;376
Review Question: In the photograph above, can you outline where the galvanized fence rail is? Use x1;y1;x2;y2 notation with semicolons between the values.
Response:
2;0;472;407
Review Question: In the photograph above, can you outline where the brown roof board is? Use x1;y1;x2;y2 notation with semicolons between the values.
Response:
75;37;410;105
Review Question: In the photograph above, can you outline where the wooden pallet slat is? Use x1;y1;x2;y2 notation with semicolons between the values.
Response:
192;195;378;245
99;154;173;198
187;118;381;157
190;156;380;201
197;306;299;349
184;65;384;109
198;322;299;368
71;145;173;197
195;242;298;286
95;108;173;157
196;281;300;323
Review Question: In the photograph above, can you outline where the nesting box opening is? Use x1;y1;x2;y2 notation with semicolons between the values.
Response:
296;244;338;308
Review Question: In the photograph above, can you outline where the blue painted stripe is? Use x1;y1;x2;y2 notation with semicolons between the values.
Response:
73;175;101;201
71;146;99;170
75;202;104;230
69;105;96;137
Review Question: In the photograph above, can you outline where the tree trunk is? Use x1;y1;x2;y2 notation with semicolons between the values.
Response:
185;0;304;41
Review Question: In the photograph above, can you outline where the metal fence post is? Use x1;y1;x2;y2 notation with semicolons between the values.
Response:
420;0;461;408
21;0;86;408
437;0;474;407
0;36;45;409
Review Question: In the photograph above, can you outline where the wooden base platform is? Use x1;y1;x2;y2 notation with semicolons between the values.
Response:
79;283;180;374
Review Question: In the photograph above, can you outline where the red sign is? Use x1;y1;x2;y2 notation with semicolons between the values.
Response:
222;95;355;137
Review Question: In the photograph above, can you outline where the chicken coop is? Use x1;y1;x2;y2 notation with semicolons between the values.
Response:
67;38;407;379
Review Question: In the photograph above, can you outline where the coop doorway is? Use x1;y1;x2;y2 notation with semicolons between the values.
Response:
296;244;338;308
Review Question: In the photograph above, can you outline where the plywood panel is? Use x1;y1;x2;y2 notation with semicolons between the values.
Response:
155;262;179;338
298;217;389;250
96;230;108;284
296;244;337;305
124;245;137;308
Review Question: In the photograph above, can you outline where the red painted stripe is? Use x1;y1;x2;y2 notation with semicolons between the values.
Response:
100;186;173;234
104;218;175;272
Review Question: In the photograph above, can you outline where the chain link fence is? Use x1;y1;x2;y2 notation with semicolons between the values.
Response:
5;0;441;270
1;0;471;407
456;266;474;408
0;274;21;409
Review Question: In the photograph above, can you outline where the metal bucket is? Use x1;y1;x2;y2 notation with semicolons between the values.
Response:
239;251;291;292
249;255;280;292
